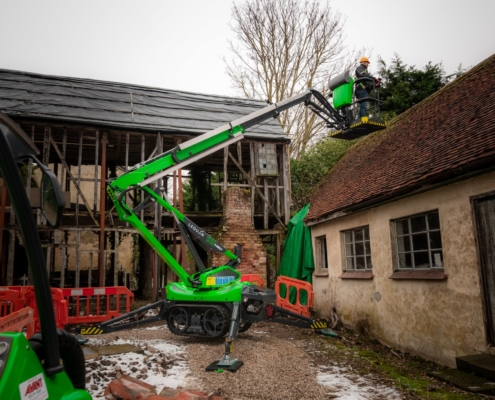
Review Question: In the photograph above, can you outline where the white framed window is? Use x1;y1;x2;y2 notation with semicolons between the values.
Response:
315;235;328;271
343;226;372;270
394;211;443;270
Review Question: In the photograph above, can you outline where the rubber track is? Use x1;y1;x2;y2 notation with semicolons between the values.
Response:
167;303;230;338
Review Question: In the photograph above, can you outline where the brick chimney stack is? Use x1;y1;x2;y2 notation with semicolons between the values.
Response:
211;187;267;281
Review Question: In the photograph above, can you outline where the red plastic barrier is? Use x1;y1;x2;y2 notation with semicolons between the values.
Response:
275;276;314;318
1;285;134;330
0;307;35;339
240;274;265;287
61;286;134;325
0;289;26;317
0;286;31;295
26;287;68;332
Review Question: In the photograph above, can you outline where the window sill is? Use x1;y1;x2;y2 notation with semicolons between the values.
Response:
314;271;329;277
339;271;373;279
389;270;447;280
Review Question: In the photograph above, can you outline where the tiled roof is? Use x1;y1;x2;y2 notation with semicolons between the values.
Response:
306;53;495;223
0;69;285;140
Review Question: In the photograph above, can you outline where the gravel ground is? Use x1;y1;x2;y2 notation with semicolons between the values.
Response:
83;318;412;400
81;313;484;400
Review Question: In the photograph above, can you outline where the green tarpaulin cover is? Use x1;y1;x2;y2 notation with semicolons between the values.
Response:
277;204;314;304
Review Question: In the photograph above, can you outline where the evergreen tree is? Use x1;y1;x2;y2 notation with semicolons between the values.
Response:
377;54;464;120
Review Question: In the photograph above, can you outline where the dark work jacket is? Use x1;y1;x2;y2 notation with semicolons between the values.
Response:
355;63;375;92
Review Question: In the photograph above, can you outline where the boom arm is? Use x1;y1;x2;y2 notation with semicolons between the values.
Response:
108;90;314;287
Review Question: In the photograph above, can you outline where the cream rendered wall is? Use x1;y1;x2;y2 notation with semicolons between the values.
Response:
311;171;495;367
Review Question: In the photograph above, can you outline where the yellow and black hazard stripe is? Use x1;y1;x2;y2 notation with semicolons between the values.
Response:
310;320;328;329
79;326;104;335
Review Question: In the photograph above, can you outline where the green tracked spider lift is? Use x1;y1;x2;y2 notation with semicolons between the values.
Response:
79;82;386;371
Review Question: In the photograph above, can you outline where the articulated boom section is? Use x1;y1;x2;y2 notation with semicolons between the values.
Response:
106;90;314;288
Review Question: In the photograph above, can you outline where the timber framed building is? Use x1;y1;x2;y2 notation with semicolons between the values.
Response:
0;69;291;289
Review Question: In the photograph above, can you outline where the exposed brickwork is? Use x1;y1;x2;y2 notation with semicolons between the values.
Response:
306;53;495;222
211;187;267;281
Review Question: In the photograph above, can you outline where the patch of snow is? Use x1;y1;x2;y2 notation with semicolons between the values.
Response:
144;325;166;331
317;365;402;399
86;338;191;400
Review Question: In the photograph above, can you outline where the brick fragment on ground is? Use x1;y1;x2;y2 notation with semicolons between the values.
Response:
104;375;156;400
105;379;228;400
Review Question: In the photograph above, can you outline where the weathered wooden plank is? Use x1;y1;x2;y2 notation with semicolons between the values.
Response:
76;230;81;288
282;144;291;225
223;146;228;191
264;178;268;229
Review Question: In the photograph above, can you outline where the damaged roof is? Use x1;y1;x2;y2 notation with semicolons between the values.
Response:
306;53;495;224
0;68;286;140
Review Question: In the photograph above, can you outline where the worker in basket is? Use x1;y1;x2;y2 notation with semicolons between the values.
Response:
355;56;381;118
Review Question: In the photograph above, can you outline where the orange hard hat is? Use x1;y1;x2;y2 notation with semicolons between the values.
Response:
359;57;370;63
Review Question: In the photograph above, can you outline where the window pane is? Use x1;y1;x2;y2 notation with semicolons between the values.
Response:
427;212;440;230
412;233;429;251
345;244;353;257
356;256;365;269
365;256;372;269
410;215;426;232
397;236;411;252
346;257;355;270
398;253;412;269
354;228;363;241
316;236;327;271
365;241;371;255
396;219;409;235
429;231;442;249
344;231;352;243
321;252;328;269
432;251;443;268
414;251;430;268
355;242;364;256
364;227;370;240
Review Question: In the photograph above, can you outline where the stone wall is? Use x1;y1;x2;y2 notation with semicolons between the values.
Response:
211;187;267;281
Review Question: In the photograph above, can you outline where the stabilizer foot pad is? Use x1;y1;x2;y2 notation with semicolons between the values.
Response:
206;359;244;372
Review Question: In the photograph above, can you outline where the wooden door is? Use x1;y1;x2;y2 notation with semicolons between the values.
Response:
474;194;495;343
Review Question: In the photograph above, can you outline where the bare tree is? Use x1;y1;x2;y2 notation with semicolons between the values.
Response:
225;0;359;158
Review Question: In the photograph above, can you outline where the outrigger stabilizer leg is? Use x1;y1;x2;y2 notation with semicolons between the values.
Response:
206;302;244;372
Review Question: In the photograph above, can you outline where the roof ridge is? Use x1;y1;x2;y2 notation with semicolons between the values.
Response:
386;53;495;129
0;68;264;103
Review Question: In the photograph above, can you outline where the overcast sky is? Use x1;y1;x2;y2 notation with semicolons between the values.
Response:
1;0;494;97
